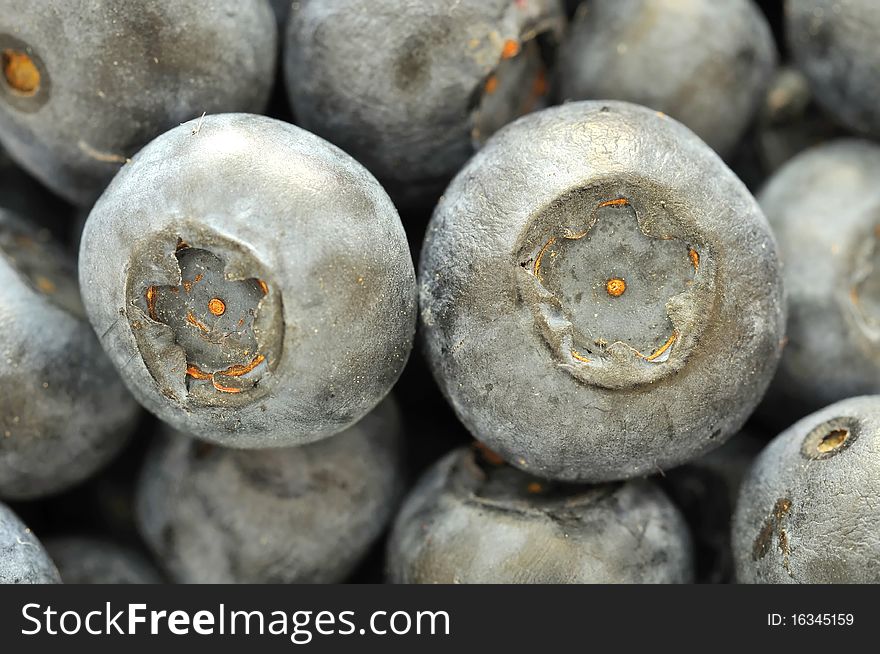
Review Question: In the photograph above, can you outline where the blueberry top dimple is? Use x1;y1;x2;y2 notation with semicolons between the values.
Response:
516;190;709;389
537;201;695;358
144;244;270;396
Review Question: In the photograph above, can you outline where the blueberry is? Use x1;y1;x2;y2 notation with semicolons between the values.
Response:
787;0;880;138
757;140;880;426
733;396;880;583
752;67;845;174
136;398;405;583
557;0;777;156
284;0;566;208
387;446;694;583
0;502;60;583
420;101;785;482
43;536;161;584
79;113;416;448
0;0;277;205
0;209;140;500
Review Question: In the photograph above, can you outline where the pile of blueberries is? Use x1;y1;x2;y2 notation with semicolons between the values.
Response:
1;0;879;585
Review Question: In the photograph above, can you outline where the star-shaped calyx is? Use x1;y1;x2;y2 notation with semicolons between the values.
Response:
145;242;270;395
518;194;710;389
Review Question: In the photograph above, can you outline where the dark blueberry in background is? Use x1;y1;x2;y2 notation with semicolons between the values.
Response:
787;0;880;138
420;101;785;482
284;0;566;209
661;431;765;584
44;536;162;584
757;140;880;428
733;396;880;583
0;0;277;206
0;209;140;500
729;66;846;191
557;0;777;157
79;113;416;448
0;501;60;583
0;145;72;235
137;398;405;584
387;447;694;583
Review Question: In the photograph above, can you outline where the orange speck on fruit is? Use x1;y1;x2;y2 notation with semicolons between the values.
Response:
2;49;40;95
598;197;629;208
185;311;209;332
35;275;56;294
145;286;159;320
207;298;226;316
606;277;627;297
532;68;548;97
185;365;213;381
501;39;520;59
474;442;505;466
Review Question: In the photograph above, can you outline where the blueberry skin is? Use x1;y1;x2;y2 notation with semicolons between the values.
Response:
420;101;785;482
387;447;694;583
0;0;277;206
43;537;161;584
284;0;565;207
787;0;880;138
0;502;60;583
733;396;880;583
0;210;139;500
758;140;880;425
136;398;405;584
557;0;777;157
79;113;416;448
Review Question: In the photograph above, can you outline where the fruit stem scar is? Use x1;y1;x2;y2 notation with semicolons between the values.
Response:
598;198;630;208
533;236;556;280
688;247;700;272
817;429;848;453
501;39;520;59
606;277;626;297
207;298;226;316
2;49;40;95
571;349;591;363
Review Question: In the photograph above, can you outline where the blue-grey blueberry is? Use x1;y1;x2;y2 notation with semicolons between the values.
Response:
137;398;405;584
557;0;777;156
387;446;694;583
79;113;416;448
0;502;60;583
786;0;880;138
0;209;139;500
0;0;277;205
758;140;880;425
733;396;880;583
284;0;566;207
420;101;785;482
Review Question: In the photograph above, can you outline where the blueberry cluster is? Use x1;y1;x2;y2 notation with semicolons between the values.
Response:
1;0;879;585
